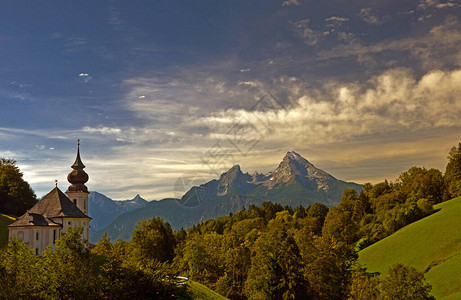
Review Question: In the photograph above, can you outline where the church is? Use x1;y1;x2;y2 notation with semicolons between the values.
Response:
8;141;91;255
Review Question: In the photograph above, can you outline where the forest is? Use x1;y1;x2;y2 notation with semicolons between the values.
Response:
0;142;460;299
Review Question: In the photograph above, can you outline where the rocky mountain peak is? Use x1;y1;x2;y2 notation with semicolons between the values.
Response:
271;151;332;187
219;164;243;182
217;164;253;196
131;194;146;203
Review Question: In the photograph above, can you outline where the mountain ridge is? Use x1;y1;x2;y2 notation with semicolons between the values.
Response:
91;151;362;242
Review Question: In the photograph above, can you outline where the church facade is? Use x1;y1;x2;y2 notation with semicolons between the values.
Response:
8;142;91;255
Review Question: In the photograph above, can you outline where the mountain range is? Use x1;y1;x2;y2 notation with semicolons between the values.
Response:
88;193;148;234
89;151;361;243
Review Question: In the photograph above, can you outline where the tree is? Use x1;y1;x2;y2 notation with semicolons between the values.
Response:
0;158;37;216
379;264;434;299
301;236;356;299
348;266;380;300
0;237;39;298
216;232;251;298
444;142;461;199
182;233;225;287
245;220;309;299
130;217;175;263
38;227;96;299
397;167;445;204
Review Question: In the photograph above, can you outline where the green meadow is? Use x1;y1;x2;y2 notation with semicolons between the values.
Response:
359;196;461;299
0;214;15;248
180;280;229;300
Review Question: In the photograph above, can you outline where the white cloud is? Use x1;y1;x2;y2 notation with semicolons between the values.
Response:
325;16;349;26
194;68;461;147
82;126;122;135
282;0;300;7
238;81;258;87
418;0;461;9
78;73;92;83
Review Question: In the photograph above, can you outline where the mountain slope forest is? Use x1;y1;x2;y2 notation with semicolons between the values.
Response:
0;142;460;299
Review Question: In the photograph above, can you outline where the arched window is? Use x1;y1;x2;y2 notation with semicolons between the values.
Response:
73;199;77;205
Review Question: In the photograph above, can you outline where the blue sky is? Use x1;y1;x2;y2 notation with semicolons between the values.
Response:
1;0;460;199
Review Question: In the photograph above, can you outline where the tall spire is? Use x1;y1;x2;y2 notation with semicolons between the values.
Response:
71;139;86;168
67;139;89;193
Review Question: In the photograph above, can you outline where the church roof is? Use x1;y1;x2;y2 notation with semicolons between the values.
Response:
28;187;90;219
8;212;62;228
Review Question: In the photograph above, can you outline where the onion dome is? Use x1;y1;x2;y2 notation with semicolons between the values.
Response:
67;140;89;193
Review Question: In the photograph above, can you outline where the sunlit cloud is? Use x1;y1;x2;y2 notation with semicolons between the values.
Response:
282;0;300;7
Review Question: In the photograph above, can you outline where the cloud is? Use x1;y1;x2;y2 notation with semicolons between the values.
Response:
358;8;385;25
282;0;300;7
238;81;258;87
78;73;92;83
325;16;349;26
318;16;461;70
418;0;461;9
194;67;461;148
291;19;322;46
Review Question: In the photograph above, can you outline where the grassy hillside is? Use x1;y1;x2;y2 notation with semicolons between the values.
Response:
358;196;461;299
179;281;228;300
0;214;16;248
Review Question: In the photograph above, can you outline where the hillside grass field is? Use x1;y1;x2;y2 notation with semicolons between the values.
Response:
0;214;15;248
358;196;461;299
179;280;228;300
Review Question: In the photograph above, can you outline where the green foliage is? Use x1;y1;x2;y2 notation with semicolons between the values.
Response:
38;227;95;299
445;143;461;199
359;196;461;299
0;158;37;216
379;264;434;299
0;226;180;299
349;264;434;300
322;189;360;245
0;237;39;298
181;233;225;287
300;236;356;299
131;217;175;263
245;220;308;299
348;266;380;300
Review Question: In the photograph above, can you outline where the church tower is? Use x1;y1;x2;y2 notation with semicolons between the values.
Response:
66;140;89;215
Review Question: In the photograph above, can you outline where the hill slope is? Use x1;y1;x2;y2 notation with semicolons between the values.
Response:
358;196;461;299
180;281;228;300
0;214;15;248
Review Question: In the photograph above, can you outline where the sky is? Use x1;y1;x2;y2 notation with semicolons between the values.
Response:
1;0;460;200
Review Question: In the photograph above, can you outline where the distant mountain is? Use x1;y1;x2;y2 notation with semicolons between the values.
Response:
182;151;361;207
91;151;361;243
88;192;148;234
